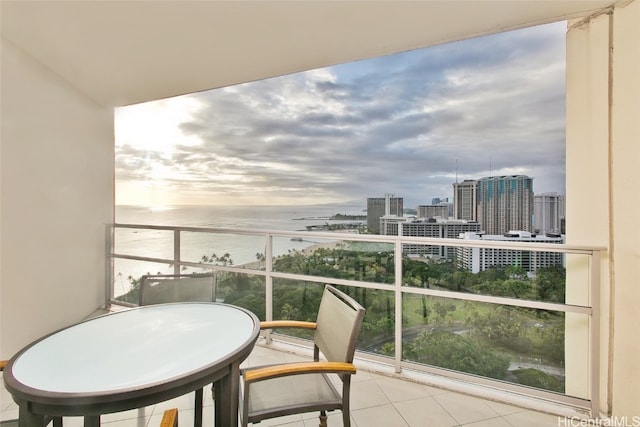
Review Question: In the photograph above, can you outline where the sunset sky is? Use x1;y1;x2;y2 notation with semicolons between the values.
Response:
115;21;567;208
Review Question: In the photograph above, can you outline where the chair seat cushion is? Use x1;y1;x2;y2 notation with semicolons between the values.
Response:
248;373;342;419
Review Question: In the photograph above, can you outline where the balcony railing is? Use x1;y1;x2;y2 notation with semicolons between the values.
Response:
106;223;605;416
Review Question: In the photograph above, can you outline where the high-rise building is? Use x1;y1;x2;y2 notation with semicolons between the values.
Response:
477;175;533;234
431;197;450;205
533;192;566;234
417;205;449;219
453;180;477;221
367;194;403;234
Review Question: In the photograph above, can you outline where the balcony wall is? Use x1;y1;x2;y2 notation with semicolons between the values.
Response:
608;1;640;419
566;0;640;418
0;38;114;357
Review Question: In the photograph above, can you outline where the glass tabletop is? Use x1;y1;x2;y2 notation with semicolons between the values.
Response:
10;303;257;393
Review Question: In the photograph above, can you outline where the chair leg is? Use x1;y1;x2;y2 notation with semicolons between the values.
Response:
319;410;327;427
342;410;351;427
194;388;203;427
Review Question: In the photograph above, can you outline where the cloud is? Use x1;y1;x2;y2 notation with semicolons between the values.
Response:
116;21;567;207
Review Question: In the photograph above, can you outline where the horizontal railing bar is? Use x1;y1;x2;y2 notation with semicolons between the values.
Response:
398;286;592;314
265;270;591;314
266;270;397;292
108;253;176;265
174;260;267;274
112;223;605;254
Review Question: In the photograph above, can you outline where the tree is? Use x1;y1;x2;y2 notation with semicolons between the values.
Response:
432;300;456;324
404;330;509;380
534;320;565;364
513;368;564;392
535;265;565;303
471;305;524;342
500;278;533;299
201;252;234;266
421;296;429;322
279;303;299;320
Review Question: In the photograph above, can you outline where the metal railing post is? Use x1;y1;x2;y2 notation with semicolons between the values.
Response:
394;239;403;374
173;230;181;275
264;233;274;344
590;250;602;418
105;224;114;309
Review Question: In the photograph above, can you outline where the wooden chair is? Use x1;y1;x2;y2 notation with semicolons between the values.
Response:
159;408;179;427
138;273;216;306
239;285;365;427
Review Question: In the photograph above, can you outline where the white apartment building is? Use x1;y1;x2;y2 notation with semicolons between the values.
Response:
381;217;481;258
457;231;565;274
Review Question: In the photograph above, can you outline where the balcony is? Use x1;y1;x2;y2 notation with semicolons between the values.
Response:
2;1;638;422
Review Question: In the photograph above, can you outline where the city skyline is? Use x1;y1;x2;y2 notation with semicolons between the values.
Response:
115;22;567;208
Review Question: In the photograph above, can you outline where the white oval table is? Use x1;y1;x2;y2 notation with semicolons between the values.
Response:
3;303;260;427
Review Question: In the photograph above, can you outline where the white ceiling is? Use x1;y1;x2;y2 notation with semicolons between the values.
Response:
1;1;617;107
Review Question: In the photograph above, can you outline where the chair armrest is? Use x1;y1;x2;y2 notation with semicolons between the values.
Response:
160;408;178;427
260;320;316;330
244;361;356;383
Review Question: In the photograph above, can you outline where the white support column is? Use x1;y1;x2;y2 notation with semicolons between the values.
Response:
565;10;611;412
608;0;640;418
566;0;640;417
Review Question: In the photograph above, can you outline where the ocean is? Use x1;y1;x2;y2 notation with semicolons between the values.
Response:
113;204;366;292
116;203;366;230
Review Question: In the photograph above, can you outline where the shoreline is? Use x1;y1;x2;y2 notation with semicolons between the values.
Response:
238;240;345;270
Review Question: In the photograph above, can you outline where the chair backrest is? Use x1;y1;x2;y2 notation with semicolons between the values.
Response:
139;273;216;306
314;285;366;363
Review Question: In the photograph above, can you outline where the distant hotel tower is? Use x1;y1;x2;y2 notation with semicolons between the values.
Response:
418;197;453;218
417;205;449;219
453;179;477;221
477;175;533;235
367;194;403;234
533;192;565;234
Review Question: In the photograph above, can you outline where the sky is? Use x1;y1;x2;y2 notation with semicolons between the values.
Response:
115;22;567;208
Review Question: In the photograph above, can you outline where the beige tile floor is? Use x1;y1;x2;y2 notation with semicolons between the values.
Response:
1;343;568;427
